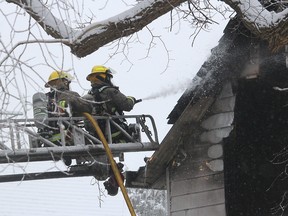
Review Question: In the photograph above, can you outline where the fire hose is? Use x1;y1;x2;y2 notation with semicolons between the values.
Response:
82;112;136;216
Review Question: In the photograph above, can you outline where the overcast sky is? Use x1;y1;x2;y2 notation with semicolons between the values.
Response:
0;1;230;215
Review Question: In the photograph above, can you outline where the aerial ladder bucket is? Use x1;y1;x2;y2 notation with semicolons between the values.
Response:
0;113;159;182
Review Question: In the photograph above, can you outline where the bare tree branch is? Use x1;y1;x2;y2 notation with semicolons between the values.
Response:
6;0;75;39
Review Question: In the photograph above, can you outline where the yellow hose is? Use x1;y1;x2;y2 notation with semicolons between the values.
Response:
82;112;136;216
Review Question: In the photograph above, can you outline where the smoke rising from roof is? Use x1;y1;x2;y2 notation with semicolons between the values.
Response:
141;78;191;101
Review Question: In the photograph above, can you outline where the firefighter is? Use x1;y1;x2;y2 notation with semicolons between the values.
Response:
41;71;92;165
83;65;137;196
83;65;137;143
45;70;92;118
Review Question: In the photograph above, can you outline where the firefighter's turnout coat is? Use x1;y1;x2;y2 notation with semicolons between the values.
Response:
44;89;92;144
83;83;135;142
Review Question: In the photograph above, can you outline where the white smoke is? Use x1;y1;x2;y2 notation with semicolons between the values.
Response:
141;78;192;101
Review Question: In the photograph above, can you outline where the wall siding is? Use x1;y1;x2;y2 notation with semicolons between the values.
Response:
171;173;224;197
168;81;235;216
171;204;226;216
171;188;225;212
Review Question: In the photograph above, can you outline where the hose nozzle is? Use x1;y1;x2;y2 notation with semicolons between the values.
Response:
135;99;142;104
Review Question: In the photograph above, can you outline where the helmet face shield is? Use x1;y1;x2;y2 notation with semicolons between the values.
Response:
88;73;105;84
87;65;114;82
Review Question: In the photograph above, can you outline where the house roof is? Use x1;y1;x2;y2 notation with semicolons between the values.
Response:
125;17;257;189
167;18;253;124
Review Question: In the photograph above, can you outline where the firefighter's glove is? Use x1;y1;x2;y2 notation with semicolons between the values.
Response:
127;96;136;105
103;173;125;196
104;175;119;196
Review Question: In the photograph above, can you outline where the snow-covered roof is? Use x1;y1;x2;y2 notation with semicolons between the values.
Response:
167;17;253;124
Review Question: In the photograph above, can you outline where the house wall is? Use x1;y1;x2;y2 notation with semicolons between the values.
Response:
224;77;288;216
168;82;235;216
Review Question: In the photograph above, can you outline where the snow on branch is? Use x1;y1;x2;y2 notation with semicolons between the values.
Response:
223;0;288;51
6;0;187;58
8;0;288;56
70;0;187;57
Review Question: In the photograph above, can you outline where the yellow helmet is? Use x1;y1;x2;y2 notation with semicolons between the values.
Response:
45;71;72;88
86;65;113;81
